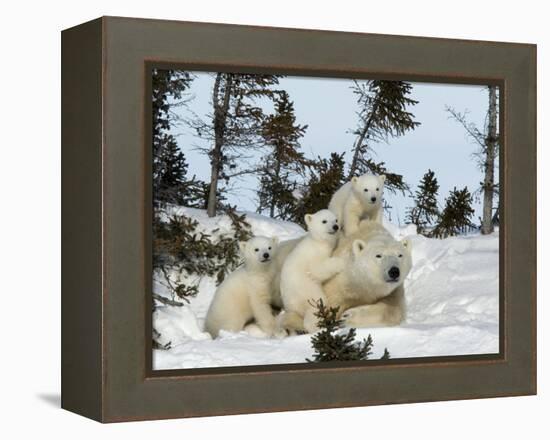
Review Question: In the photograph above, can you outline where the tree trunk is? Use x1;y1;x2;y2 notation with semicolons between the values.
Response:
206;142;221;217
481;86;498;235
348;93;379;179
269;149;281;218
492;200;500;226
207;74;233;217
348;125;368;179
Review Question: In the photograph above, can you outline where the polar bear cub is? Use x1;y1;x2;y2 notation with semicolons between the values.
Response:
280;209;345;334
205;236;279;338
328;173;386;236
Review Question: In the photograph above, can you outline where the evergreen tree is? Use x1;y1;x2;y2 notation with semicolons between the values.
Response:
308;300;374;362
153;206;252;301
291;152;346;227
348;80;420;194
446;86;499;235
406;169;440;235
158;136;187;190
257;92;309;219
154;136;205;207
432;187;475;238
380;348;391;360
152;69;202;206
191;73;282;217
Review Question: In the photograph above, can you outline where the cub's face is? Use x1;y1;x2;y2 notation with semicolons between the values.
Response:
351;174;386;208
351;237;412;297
239;236;279;268
304;209;340;241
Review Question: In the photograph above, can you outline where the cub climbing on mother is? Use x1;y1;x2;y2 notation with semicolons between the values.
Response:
329;173;386;236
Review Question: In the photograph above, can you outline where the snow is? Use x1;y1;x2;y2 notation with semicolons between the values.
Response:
153;208;499;370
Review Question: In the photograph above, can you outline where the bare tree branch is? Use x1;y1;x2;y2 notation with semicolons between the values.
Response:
152;293;185;307
445;105;486;149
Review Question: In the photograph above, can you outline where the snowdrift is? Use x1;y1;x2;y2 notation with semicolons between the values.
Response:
153;207;499;369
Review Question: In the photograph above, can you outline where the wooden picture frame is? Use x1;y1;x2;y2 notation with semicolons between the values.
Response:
61;16;536;422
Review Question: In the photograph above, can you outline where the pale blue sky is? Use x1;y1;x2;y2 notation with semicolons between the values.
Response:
168;72;498;226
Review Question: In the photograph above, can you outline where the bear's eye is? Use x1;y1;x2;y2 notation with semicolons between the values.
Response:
376;188;380;191
268;247;272;250
376;254;382;258
322;220;327;224
254;248;259;252
364;188;369;192
398;254;403;258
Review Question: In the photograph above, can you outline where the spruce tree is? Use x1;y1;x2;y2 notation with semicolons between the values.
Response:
153;207;252;301
155;135;205;207
191;73;282;217
406;169;440;235
152;69;199;206
380;348;391;360
291;152;346;227
152;71;255;306
257;92;309;219
308;300;374;362
348;80;420;194
432;187;475;238
158;136;187;190
446;86;499;235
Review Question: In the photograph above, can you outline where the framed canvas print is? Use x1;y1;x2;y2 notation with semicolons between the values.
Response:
61;16;536;422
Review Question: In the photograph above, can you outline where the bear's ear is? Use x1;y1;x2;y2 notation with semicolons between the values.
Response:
304;214;313;227
270;236;279;247
238;241;247;254
401;238;411;251
352;239;367;258
351;176;359;186
379;174;386;183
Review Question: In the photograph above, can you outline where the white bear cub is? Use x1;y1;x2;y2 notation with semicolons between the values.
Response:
328;173;386;236
205;236;279;338
280;209;345;334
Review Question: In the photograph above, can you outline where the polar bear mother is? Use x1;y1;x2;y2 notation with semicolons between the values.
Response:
324;220;412;327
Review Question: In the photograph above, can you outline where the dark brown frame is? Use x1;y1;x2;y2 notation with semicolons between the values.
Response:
61;16;536;422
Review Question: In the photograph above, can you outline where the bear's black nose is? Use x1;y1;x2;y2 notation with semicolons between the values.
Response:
388;266;400;280
371;196;377;203
332;224;339;231
263;253;270;259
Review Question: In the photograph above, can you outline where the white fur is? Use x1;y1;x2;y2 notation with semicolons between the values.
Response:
270;237;301;309
328;174;386;236
280;210;345;334
324;221;413;327
205;236;279;338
